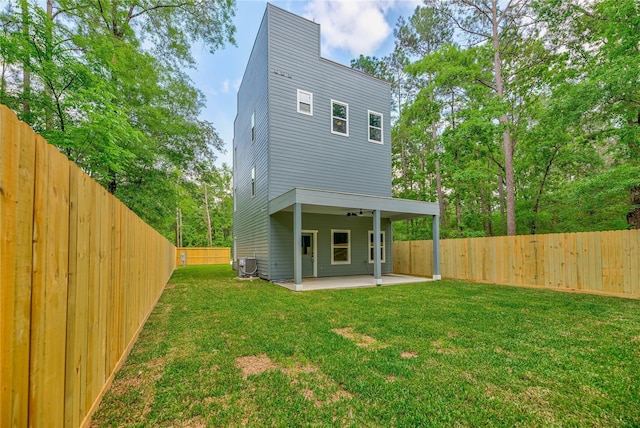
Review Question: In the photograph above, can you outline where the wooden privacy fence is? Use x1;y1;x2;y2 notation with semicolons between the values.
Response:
1;105;177;428
393;230;640;298
176;247;231;266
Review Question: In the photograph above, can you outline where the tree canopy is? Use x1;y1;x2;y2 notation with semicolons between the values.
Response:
1;0;236;243
357;0;640;239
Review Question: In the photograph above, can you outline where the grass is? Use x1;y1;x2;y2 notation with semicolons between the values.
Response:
92;265;640;427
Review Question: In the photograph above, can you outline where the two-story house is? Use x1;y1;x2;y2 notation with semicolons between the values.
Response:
233;4;441;290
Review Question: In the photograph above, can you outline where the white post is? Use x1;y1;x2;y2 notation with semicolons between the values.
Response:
294;203;302;291
432;215;441;280
373;209;382;286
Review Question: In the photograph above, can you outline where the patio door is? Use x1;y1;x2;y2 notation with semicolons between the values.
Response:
301;231;316;277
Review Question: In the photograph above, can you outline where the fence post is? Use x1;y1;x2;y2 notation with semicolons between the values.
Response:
433;215;441;280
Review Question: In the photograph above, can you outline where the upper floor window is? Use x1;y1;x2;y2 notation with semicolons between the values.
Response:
251;166;256;197
368;230;386;263
331;100;348;136
297;90;313;115
368;111;383;144
251;111;256;143
331;229;351;264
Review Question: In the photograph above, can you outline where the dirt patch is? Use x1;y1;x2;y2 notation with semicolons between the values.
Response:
302;388;315;400
330;389;353;402
110;371;146;396
631;335;640;344
332;327;388;349
165;341;198;361
111;357;166;397
401;351;418;359
522;386;551;404
461;371;475;383
432;340;458;355
146;357;165;369
281;362;319;377
236;354;278;379
485;383;556;424
275;357;353;408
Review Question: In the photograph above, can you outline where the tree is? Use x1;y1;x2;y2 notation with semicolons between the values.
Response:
535;0;640;229
428;0;536;235
396;5;453;231
0;0;236;239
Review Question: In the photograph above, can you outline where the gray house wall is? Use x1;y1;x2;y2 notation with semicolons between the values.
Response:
270;212;392;280
233;11;270;277
235;4;395;281
266;6;392;199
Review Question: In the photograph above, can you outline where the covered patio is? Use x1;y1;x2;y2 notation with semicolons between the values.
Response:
274;273;433;291
269;187;441;291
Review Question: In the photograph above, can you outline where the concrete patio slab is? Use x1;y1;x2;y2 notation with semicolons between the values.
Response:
274;274;433;292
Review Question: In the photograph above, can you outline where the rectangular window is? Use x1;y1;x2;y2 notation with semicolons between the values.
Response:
233;187;237;211
368;111;383;143
251;111;255;143
368;231;386;263
331;229;351;265
331;100;348;136
297;90;313;115
251;166;255;197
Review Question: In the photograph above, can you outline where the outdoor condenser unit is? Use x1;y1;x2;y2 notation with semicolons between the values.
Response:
237;257;257;278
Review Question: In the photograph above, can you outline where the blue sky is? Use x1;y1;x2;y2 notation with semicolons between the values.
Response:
187;0;423;167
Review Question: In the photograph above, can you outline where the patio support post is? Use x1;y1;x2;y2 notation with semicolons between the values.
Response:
373;209;382;286
294;202;302;291
432;215;441;280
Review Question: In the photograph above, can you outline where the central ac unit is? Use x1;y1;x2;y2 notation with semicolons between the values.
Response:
238;257;257;278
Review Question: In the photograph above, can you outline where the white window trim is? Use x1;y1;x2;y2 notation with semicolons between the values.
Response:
250;111;256;143
368;110;383;144
250;166;255;198
331;229;351;265
297;89;313;116
331;100;349;137
368;230;386;263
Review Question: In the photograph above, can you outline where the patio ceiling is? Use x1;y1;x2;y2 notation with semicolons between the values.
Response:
269;187;439;221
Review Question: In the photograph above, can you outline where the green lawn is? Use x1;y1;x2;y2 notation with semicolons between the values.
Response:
93;265;640;427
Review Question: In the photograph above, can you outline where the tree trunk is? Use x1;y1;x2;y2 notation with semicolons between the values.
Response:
492;0;516;235
435;145;445;230
176;208;183;247
530;147;559;235
498;174;506;234
430;86;446;230
45;0;55;130
21;0;31;122
450;90;462;233
0;64;6;104
204;185;213;247
108;170;117;194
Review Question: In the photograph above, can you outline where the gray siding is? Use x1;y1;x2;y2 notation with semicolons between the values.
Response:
270;212;392;280
266;6;392;200
233;12;271;277
235;5;395;281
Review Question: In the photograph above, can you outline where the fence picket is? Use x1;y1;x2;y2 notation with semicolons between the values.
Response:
393;230;640;298
175;247;231;266
0;105;176;428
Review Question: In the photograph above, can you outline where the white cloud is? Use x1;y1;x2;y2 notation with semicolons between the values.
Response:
220;78;242;94
303;1;389;56
302;0;415;56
